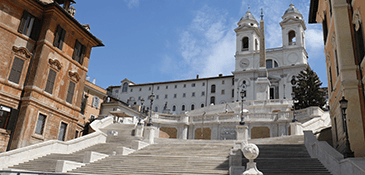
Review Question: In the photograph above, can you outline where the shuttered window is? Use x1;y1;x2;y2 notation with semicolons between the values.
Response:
66;81;75;104
35;114;46;135
53;25;66;50
72;40;86;65
8;57;25;84
18;11;41;40
45;69;56;94
58;122;67;141
92;96;100;108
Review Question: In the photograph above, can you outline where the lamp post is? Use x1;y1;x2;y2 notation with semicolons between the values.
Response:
137;98;144;125
146;93;155;126
240;87;246;125
291;77;297;122
339;96;354;158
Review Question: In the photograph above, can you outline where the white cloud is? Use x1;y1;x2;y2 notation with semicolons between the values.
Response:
124;0;139;8
176;5;236;78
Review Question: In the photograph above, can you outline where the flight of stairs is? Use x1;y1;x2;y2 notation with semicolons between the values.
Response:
70;139;234;174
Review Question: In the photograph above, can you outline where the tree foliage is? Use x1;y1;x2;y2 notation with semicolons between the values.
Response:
291;67;326;110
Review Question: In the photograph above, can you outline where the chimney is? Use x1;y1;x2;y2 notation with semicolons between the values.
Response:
92;78;96;84
219;74;223;77
196;74;199;79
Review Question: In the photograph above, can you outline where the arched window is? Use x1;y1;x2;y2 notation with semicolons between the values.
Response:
172;105;176;111
182;105;185;111
211;84;216;93
255;39;258;50
266;59;278;69
201;103;204;108
191;104;195;110
154;106;158;112
242;37;249;51
288;30;296;45
122;82;128;92
210;96;215;105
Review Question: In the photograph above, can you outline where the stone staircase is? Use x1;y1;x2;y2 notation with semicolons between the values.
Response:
70;138;234;174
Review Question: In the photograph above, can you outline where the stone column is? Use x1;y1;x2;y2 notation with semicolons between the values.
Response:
290;122;303;135
236;125;249;144
182;125;188;139
144;126;156;144
135;125;144;138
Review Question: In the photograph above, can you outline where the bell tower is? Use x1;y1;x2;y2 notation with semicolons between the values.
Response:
280;3;306;49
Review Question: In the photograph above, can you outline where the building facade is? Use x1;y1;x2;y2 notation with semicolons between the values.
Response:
109;3;308;115
0;0;103;151
309;0;365;157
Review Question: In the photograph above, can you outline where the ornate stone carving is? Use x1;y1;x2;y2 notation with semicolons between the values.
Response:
68;71;80;83
48;58;62;71
242;143;259;160
352;8;362;31
331;32;336;48
326;52;331;64
12;46;32;59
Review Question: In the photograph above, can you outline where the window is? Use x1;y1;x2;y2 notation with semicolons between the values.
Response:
66;81;75;104
184;84;186;88
122;83;128;92
138;96;141;100
329;67;333;92
266;60;278;69
221;89;225;95
232;89;234;98
8;56;25;84
0;108;11;129
353;19;365;65
155;106;158;112
329;0;332;16
53;25;66;50
165;94;168;99
288;30;296;45
232;78;234;85
166;85;168;89
210;96;215;105
183;93;186;97
334;117;338;142
149;87;151;91
192;83;195;87
92;96;100;108
172;105;176;111
191;104;195;110
211;84;216;93
335;50;340;76
75;130;79;139
222;80;225;84
202;91;205;96
115;89;119;93
130;89;133;92
202;82;205;86
157;86;160;90
182;105;185;111
175;85;177;88
201;104;204;108
322;13;328;45
72;40;86;65
242;37;249;51
35;113;46;135
45;69;56;94
192;92;195;97
139;88;142;91
270;87;275;99
174;94;177;98
255;39;258;50
156;95;159;99
58;122;67;141
18;11;41;40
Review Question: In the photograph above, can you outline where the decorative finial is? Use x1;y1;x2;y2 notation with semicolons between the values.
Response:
260;8;264;20
248;4;250;11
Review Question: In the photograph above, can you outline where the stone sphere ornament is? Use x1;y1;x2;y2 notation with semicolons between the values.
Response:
242;143;259;161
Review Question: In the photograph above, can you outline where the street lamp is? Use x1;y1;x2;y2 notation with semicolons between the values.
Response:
240;88;246;125
291;76;297;122
339;96;354;158
291;92;297;122
147;93;155;126
137;98;144;125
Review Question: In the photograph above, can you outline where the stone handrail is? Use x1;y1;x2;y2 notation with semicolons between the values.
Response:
304;131;365;175
0;116;112;170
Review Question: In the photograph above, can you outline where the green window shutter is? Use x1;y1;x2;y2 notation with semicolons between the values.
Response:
18;11;29;33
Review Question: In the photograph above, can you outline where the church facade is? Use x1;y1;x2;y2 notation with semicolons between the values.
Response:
109;3;308;115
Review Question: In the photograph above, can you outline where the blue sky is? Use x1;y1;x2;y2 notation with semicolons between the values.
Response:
73;0;326;89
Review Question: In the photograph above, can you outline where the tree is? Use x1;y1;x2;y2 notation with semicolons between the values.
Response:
291;67;326;110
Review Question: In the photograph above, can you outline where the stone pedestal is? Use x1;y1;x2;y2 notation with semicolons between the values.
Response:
290;122;303;135
255;68;270;101
242;143;263;175
236;125;249;144
135;125;144;138
144;126;156;144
